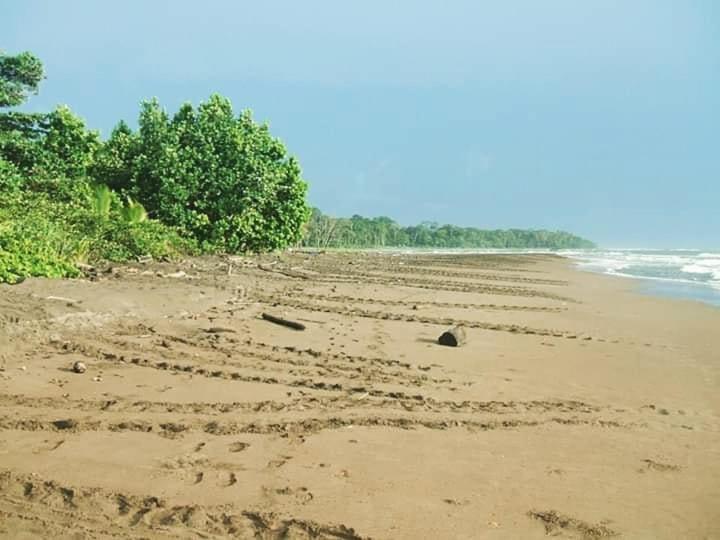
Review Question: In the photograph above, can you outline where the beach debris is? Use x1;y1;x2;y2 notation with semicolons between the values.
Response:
641;459;681;472
137;255;153;264
166;270;187;279
52;419;77;430
72;361;87;374
76;263;97;278
527;510;617;538
46;295;81;305
205;326;236;334
438;326;466;347
261;312;306;331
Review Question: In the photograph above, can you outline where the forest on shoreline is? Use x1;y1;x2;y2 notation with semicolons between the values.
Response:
302;209;594;249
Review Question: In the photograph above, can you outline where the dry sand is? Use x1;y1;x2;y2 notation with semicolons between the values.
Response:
0;252;718;539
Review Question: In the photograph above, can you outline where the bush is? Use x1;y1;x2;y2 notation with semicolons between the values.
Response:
88;219;197;262
0;189;197;283
0;157;23;191
94;95;311;253
0;193;84;283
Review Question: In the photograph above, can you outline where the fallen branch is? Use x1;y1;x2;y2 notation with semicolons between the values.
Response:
46;295;81;305
261;313;306;331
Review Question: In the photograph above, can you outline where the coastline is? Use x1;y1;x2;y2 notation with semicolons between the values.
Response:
1;252;718;538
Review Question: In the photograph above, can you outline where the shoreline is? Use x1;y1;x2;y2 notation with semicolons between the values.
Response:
296;246;720;309
563;257;720;309
1;252;718;538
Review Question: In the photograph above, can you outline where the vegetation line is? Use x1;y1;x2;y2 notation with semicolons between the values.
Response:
1;50;594;285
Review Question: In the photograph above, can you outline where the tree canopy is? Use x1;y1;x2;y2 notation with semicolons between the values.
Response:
302;208;595;249
0;51;44;107
94;96;310;252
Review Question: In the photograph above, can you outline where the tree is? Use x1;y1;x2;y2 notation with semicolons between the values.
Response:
90;120;136;191
301;209;595;249
0;51;44;107
0;52;45;180
92;94;311;252
39;105;100;178
1;52;99;185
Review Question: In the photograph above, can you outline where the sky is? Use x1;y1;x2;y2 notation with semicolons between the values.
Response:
3;0;719;247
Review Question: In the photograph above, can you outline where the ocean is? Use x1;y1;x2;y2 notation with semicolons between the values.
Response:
560;249;720;307
384;247;720;308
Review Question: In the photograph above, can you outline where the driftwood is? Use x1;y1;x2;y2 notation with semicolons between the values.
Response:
438;326;466;347
257;264;309;280
261;312;306;331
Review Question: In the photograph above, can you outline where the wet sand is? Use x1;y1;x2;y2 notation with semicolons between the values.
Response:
1;252;718;539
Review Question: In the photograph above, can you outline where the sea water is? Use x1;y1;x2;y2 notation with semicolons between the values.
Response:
560;249;720;307
384;247;720;308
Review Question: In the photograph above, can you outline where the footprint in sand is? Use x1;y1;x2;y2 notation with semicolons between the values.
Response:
229;441;250;453
267;455;292;468
264;486;313;504
225;472;237;487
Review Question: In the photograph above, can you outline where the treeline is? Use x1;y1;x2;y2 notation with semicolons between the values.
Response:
0;50;309;283
302;209;595;249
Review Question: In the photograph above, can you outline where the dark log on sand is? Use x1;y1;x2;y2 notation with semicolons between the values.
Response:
438;326;466;347
262;313;306;331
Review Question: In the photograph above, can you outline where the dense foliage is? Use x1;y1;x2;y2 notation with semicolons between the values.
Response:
1;49;596;283
93;96;310;252
302;208;595;249
0;189;194;284
0;50;310;283
0;51;43;107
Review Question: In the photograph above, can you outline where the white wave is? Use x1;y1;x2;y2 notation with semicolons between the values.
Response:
609;271;697;285
682;263;720;275
681;257;720;280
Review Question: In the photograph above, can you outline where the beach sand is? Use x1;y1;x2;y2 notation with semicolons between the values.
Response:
1;252;718;539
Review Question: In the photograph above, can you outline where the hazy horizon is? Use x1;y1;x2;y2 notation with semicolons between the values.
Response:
3;1;718;248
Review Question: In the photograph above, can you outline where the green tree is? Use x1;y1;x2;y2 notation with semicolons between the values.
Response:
100;94;310;252
89;120;136;191
39;105;100;178
0;51;44;107
301;209;595;249
1;52;99;184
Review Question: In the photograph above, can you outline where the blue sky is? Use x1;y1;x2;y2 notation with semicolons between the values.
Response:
3;0;719;247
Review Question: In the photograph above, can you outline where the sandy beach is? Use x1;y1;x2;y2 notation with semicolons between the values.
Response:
0;252;718;539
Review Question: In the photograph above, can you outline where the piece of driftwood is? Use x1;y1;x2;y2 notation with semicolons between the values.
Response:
257;264;309;280
438;326;466;347
261;312;306;331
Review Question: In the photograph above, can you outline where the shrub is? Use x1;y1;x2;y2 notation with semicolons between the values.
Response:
94;95;311;253
0;189;196;283
0;193;84;283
